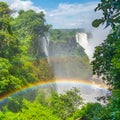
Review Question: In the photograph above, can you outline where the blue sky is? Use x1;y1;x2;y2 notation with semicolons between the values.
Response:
31;0;99;10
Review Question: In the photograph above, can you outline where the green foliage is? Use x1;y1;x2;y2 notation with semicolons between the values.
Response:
49;29;76;43
0;87;83;120
90;1;120;120
0;2;20;59
91;28;120;88
94;90;120;120
98;90;120;120
92;0;120;89
1;86;119;120
0;100;60;120
0;2;55;96
0;2;10;17
92;0;120;29
92;19;104;27
0;2;25;95
1;2;120;120
10;57;37;84
0;17;12;33
71;90;120;120
32;58;54;81
0;31;20;59
73;103;103;120
12;10;51;58
16;10;49;35
49;87;83;120
0;58;22;95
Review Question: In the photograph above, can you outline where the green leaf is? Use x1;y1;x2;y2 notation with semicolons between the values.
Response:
92;19;104;27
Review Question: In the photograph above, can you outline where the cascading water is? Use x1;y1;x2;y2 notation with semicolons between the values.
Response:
42;35;49;58
39;34;50;60
76;32;92;59
76;33;88;49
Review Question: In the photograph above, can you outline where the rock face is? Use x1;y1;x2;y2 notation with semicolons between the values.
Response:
48;29;92;80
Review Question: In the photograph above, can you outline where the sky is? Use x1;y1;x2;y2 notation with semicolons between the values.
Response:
1;0;110;58
1;0;100;28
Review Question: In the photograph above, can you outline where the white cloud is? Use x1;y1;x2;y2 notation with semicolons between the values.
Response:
49;2;97;16
10;0;44;12
46;2;99;29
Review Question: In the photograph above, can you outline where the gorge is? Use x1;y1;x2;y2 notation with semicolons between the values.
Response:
40;29;108;103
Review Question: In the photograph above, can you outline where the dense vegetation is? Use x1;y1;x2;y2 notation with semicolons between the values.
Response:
92;0;120;89
0;2;55;96
91;0;120;119
0;1;120;120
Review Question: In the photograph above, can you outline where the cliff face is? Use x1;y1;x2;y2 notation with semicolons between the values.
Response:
48;29;92;80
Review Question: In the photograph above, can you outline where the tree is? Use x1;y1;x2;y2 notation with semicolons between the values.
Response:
12;9;55;82
0;2;10;17
12;10;51;59
0;2;23;95
72;102;103;120
0;2;54;96
0;2;20;59
0;58;22;95
92;30;120;88
91;1;120;119
49;87;83;120
0;100;60;120
91;0;120;88
92;0;120;30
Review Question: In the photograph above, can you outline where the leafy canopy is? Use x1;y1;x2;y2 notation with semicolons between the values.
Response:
91;0;120;89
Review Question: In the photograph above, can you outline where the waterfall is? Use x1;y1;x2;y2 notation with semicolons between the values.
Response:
39;34;49;60
75;32;92;59
76;33;88;48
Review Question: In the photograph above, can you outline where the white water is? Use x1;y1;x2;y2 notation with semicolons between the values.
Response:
76;32;92;59
39;34;49;59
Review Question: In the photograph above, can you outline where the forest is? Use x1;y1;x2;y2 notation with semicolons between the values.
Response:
0;0;120;120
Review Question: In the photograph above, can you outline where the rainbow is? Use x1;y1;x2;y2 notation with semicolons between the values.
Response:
0;79;108;102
